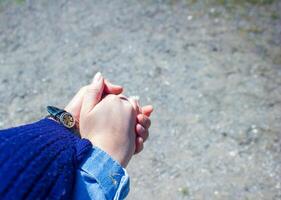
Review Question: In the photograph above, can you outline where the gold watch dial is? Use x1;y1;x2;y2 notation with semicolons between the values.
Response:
60;112;75;128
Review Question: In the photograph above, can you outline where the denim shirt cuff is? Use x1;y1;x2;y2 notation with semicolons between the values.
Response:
79;146;130;200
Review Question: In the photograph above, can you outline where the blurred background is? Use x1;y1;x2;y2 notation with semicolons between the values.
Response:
0;0;280;199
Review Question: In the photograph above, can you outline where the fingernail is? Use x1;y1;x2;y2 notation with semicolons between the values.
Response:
93;72;102;82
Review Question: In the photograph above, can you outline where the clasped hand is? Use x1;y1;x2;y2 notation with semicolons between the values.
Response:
64;72;153;167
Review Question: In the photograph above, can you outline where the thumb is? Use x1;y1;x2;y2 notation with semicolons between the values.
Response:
65;86;87;119
81;72;104;114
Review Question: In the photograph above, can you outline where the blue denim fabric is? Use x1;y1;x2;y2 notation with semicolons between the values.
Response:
74;146;130;200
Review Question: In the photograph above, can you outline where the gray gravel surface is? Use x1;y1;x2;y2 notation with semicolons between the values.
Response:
0;0;281;199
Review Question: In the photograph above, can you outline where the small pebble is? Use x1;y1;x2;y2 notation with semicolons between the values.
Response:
210;8;215;13
252;129;258;134
16;108;24;113
164;80;170;86
229;151;237;157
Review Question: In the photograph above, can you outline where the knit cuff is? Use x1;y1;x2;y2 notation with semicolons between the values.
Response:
0;118;93;200
44;118;93;164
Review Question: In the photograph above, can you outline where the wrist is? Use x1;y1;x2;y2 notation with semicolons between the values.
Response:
88;136;132;168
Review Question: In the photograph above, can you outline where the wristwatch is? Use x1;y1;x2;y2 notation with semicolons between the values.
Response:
47;106;76;129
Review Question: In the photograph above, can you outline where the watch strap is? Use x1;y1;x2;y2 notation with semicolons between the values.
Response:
47;106;65;119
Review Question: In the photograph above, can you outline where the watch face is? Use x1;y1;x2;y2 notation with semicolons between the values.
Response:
60;112;75;128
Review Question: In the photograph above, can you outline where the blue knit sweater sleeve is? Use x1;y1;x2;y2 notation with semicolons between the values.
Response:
0;118;92;200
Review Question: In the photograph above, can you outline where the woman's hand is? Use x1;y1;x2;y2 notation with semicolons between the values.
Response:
81;93;137;167
65;75;123;123
64;72;153;167
135;105;153;154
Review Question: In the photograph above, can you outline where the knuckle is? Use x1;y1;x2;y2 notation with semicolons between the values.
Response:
141;115;150;127
77;86;88;95
143;115;148;122
118;94;128;100
82;86;90;93
81;86;88;91
86;87;100;95
139;114;145;121
138;124;144;132
123;99;133;108
108;94;120;101
112;95;120;100
104;94;121;103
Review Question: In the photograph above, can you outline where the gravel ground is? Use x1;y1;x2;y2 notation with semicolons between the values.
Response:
0;0;281;199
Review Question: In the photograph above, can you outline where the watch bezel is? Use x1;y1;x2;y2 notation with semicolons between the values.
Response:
59;112;75;129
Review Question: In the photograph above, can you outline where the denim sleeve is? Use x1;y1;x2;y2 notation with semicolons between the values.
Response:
73;146;130;200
